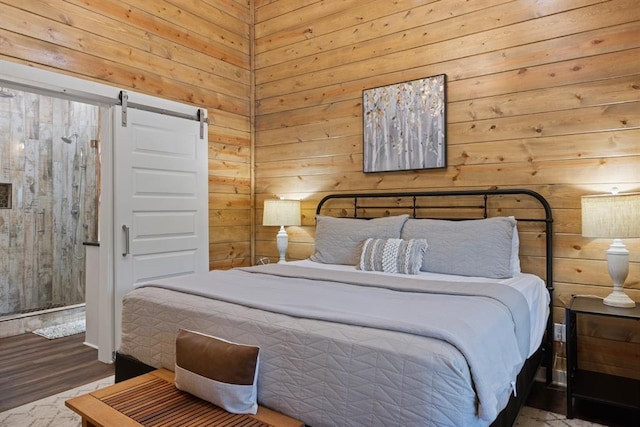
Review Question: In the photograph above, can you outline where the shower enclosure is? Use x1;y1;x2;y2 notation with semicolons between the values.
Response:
0;87;99;319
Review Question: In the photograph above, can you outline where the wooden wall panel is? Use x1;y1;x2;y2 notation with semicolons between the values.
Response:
0;0;252;270
0;93;100;314
254;0;640;378
3;0;638;381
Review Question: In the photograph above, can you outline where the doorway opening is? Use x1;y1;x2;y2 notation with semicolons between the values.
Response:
0;86;100;337
1;60;208;362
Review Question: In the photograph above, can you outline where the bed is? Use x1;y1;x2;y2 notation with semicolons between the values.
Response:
115;189;554;427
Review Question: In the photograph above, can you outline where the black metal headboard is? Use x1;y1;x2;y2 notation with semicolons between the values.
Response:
316;188;554;382
316;188;552;283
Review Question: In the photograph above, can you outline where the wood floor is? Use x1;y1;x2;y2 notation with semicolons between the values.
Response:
0;332;637;426
525;380;638;427
0;332;114;412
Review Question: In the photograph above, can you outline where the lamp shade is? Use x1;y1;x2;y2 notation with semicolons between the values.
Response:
263;199;301;226
581;192;640;238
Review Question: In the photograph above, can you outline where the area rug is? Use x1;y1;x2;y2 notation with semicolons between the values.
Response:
32;319;85;339
0;376;113;427
514;406;605;426
0;375;605;427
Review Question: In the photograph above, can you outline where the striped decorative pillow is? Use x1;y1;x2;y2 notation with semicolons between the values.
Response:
359;238;428;274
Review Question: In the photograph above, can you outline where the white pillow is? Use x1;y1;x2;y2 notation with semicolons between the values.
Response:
311;214;409;265
509;216;521;275
359;238;428;274
401;216;516;279
174;329;259;414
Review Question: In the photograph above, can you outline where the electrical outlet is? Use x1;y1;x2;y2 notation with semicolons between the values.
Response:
554;323;566;342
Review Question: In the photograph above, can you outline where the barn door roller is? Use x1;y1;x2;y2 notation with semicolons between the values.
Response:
119;91;128;127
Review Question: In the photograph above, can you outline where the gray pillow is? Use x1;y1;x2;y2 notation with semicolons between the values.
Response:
401;217;516;278
311;214;409;265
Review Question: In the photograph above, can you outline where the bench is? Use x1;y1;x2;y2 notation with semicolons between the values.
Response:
66;368;304;427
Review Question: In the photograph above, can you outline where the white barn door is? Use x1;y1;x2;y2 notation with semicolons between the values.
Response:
113;106;209;349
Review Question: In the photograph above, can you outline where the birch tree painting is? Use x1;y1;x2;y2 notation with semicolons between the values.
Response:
363;74;446;172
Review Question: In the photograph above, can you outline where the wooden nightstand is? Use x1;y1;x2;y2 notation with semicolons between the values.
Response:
565;295;640;419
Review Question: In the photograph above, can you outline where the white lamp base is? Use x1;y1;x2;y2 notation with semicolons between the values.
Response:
276;225;289;264
604;239;636;308
603;290;636;308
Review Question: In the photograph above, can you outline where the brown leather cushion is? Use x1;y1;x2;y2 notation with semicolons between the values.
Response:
175;329;260;414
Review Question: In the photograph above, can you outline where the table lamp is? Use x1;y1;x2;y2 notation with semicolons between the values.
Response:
581;191;640;308
263;198;301;263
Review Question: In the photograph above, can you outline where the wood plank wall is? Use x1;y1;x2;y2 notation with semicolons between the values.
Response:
0;93;99;314
253;0;640;379
1;0;638;380
0;0;252;270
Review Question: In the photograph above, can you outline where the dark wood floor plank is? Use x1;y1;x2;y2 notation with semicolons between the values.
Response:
0;332;114;412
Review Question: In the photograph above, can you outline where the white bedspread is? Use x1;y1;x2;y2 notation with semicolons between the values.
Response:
120;261;549;427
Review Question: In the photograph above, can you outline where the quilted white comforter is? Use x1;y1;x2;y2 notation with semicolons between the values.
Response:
119;263;547;427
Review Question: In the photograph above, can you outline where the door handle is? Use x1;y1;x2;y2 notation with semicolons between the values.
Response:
122;225;130;257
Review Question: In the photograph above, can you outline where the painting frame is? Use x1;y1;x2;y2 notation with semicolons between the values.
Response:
362;74;447;173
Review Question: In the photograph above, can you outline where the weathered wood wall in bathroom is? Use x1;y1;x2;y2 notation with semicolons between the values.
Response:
0;0;252;270
253;0;640;379
0;92;98;314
